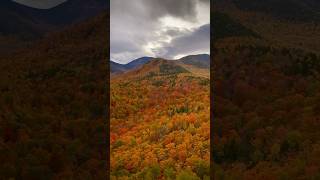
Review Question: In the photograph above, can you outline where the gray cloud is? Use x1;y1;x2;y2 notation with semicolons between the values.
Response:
110;40;141;54
156;24;210;59
199;0;210;4
111;0;210;63
143;0;198;21
163;27;191;37
12;0;67;9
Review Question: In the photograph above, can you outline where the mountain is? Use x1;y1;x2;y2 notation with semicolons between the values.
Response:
110;61;127;74
133;59;189;75
178;54;210;69
110;54;210;75
0;0;108;38
110;57;153;74
112;58;191;80
123;56;153;69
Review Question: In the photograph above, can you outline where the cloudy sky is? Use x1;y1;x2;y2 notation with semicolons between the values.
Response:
12;0;67;9
111;0;210;64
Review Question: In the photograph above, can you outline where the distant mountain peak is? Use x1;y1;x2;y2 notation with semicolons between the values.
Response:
124;56;153;68
178;54;210;69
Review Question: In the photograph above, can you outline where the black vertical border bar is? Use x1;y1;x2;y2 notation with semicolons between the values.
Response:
106;0;111;178
210;0;214;179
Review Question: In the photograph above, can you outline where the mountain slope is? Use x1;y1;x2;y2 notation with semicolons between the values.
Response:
178;54;210;69
110;57;153;74
123;57;153;70
111;54;210;76
110;61;127;74
213;1;320;179
112;59;190;81
0;12;108;179
110;57;210;179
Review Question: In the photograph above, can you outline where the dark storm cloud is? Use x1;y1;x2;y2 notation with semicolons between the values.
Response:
143;0;198;21
12;0;67;9
160;24;210;58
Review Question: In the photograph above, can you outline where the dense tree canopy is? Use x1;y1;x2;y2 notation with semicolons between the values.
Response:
110;64;210;179
213;6;320;178
0;12;108;179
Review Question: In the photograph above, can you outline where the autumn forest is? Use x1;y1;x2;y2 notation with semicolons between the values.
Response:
110;59;210;179
213;0;320;179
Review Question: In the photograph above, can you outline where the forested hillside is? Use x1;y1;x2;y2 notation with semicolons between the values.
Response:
0;12;108;179
110;60;210;179
213;1;320;179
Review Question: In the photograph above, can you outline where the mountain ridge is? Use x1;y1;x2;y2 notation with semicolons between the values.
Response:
110;54;210;74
